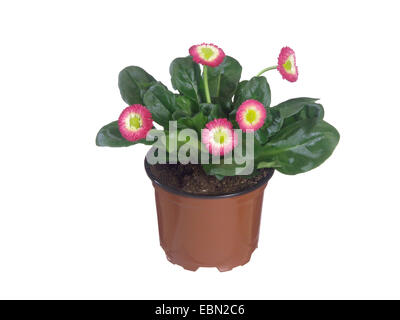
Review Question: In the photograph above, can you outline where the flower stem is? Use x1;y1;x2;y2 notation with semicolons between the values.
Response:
256;65;278;77
203;66;211;103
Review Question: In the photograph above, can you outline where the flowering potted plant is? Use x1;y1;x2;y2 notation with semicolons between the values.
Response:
96;44;340;271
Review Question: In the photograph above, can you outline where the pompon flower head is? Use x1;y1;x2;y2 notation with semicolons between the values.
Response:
189;43;225;67
277;46;298;82
118;104;153;141
236;99;267;131
201;118;238;156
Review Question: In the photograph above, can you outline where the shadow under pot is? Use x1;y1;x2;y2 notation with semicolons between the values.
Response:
144;158;274;272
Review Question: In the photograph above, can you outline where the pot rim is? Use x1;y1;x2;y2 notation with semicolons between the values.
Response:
144;158;274;199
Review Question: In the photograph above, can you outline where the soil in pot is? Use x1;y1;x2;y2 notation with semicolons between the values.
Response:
148;163;272;196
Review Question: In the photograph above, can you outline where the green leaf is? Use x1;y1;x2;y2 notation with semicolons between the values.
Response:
188;111;208;133
170;56;202;104
202;160;259;178
172;109;189;120
272;97;319;119
267;98;324;141
199;103;226;121
177;111;208;133
233;76;271;109
143;82;176;127
230;77;271;130
202;162;239;177
257;161;280;169
254;108;283;144
255;119;340;175
208;56;242;102
95;121;153;147
176;95;195;115
118;66;156;105
232;80;248;106
283;102;324;127
218;99;233;114
228;109;239;128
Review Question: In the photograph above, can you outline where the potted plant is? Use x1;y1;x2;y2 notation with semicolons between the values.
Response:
96;43;340;271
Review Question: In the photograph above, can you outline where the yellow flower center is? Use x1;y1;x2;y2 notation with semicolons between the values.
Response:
202;47;214;60
213;128;228;144
198;46;218;61
128;113;142;131
245;109;258;124
283;55;296;74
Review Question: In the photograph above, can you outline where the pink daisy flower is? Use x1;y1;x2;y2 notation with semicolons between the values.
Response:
118;104;153;141
201;118;238;156
277;47;298;82
189;43;225;67
236;99;267;131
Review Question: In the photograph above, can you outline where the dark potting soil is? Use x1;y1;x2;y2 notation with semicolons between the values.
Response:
149;163;272;195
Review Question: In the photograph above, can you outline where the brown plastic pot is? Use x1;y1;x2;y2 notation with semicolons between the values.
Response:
145;160;274;272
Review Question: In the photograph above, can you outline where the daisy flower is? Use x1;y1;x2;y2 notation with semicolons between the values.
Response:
201;118;238;156
277;46;298;82
189;43;225;67
118;104;153;141
236;99;267;131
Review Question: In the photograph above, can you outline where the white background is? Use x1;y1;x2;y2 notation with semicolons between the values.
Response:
1;0;399;299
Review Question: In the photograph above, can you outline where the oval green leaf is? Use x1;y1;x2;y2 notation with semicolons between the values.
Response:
208;56;242;103
143;82;176;127
233;76;271;109
95;121;154;147
256;119;340;174
118;66;156;105
272;97;319;119
170;56;202;104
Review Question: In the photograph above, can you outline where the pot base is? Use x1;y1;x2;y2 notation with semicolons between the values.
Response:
163;246;258;272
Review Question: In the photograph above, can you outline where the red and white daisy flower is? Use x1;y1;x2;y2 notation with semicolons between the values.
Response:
118;104;153;141
189;43;225;67
236;99;267;131
277;47;298;82
201;118;238;156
